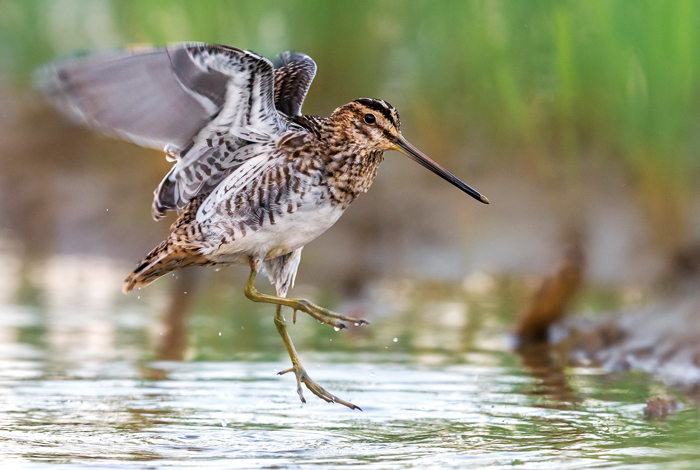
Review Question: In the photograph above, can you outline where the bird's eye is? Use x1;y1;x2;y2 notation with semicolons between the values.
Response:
364;114;376;124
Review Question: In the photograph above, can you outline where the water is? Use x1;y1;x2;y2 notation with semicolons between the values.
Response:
1;261;699;468
3;357;700;469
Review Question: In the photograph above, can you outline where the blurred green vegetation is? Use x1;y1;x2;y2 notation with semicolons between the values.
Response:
2;0;699;233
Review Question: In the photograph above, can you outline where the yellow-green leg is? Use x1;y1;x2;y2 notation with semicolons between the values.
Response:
243;268;369;329
272;305;360;410
244;267;361;410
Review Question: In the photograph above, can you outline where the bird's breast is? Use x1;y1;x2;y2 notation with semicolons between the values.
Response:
203;201;346;262
325;149;385;205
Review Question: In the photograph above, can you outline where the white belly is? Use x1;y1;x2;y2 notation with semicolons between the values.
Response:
202;203;345;263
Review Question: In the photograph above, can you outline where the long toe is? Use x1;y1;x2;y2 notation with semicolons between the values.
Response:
280;365;360;410
300;373;361;411
303;308;347;329
295;300;369;329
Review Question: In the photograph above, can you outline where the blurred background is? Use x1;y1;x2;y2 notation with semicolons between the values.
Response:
1;0;699;358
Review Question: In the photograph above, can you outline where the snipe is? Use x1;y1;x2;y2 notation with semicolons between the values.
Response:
38;43;489;410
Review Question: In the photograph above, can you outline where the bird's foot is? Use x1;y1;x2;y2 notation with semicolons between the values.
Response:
243;268;369;329
278;364;361;410
292;299;369;329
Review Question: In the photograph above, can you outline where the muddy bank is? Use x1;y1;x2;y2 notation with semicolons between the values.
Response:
514;241;700;403
555;294;700;396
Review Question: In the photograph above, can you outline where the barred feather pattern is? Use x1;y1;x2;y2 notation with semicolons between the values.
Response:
153;130;270;218
272;51;317;117
169;115;385;263
192;148;339;258
152;46;313;218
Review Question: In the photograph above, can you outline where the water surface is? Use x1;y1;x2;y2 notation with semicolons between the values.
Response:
0;261;698;469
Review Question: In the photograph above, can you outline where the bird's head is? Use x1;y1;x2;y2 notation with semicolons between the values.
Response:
330;98;489;204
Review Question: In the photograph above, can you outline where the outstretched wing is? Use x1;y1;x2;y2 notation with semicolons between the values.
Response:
38;42;311;219
156;50;317;215
151;44;296;218
272;51;317;116
180;43;286;142
37;42;286;152
37;44;227;152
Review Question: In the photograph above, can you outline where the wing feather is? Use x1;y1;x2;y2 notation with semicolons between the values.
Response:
152;43;300;217
180;43;286;139
272;51;317;116
196;144;282;223
36;46;223;151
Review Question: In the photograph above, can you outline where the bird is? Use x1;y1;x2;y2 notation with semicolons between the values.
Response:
37;42;489;410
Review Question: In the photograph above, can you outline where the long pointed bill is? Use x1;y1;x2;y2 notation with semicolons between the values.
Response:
393;136;489;204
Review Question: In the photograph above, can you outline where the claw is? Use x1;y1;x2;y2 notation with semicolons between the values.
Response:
293;310;297;323
279;364;361;410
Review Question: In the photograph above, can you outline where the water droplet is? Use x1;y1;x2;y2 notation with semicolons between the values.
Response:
393;337;398;342
105;208;109;212
184;292;187;294
334;327;340;331
329;339;332;342
218;332;222;336
354;323;359;326
137;296;140;299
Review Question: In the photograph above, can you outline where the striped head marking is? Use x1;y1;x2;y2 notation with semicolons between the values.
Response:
331;98;490;205
331;98;402;151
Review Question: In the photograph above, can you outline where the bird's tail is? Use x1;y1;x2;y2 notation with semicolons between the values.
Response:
123;238;208;294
